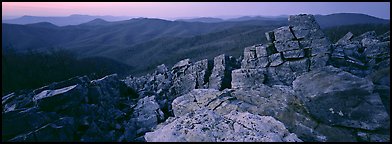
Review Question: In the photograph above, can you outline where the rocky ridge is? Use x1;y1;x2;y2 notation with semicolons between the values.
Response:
2;14;390;142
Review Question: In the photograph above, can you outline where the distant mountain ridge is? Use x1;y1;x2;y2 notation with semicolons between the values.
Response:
175;17;224;23
314;13;390;28
2;13;390;76
175;13;389;28
3;13;389;27
2;14;133;26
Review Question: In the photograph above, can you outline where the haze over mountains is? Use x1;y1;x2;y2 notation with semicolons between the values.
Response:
3;13;389;27
2;14;134;26
2;13;390;74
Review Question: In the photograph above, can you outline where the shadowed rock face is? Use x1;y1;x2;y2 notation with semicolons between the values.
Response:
2;14;390;142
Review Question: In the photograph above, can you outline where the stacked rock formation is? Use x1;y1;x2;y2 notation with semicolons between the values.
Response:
239;14;331;86
2;14;390;142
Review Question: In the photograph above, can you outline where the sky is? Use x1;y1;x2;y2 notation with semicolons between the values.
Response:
2;2;390;20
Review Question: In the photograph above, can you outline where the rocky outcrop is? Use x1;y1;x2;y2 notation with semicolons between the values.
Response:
240;14;331;86
132;96;164;138
3;14;390;142
328;29;391;120
330;30;390;77
209;54;239;90
2;74;143;142
293;66;389;130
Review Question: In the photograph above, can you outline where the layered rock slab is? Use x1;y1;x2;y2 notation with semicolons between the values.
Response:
145;109;302;142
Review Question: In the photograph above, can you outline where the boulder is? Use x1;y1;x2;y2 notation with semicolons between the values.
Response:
293;66;389;130
33;84;87;112
336;32;354;45
133;96;164;134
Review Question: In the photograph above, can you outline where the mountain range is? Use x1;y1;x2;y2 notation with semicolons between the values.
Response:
3;13;388;27
2;14;133;26
2;13;390;76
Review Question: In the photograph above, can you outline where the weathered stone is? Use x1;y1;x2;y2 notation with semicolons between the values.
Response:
274;26;295;42
293;66;390;130
336;32;354;45
241;45;270;69
208;54;236;90
352;31;377;42
133;96;164;133
189;59;209;89
361;38;380;47
155;64;168;74
32;75;90;95
288;59;309;73
209;55;226;90
231;69;265;89
309;53;329;70
268;53;284;66
145;109;302;142
364;41;390;58
273;62;299;85
282;49;305;59
377;31;390;42
231;85;295;117
309;37;331;56
262;67;284;86
274;40;300;52
265;31;275;42
171;74;196;96
170;59;210;96
243;46;257;61
288;14;320;31
88;74;123;107
242;57;270;69
33;84;87;112
172;59;191;71
255;44;268;57
290;26;310;40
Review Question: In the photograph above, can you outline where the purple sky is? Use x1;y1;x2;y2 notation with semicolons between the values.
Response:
2;2;390;19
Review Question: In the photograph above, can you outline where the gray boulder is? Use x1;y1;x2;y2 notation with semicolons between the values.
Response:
293;66;389;130
33;84;87;112
132;96;164;134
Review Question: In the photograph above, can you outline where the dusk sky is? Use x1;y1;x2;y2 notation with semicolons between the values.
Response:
2;2;390;20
